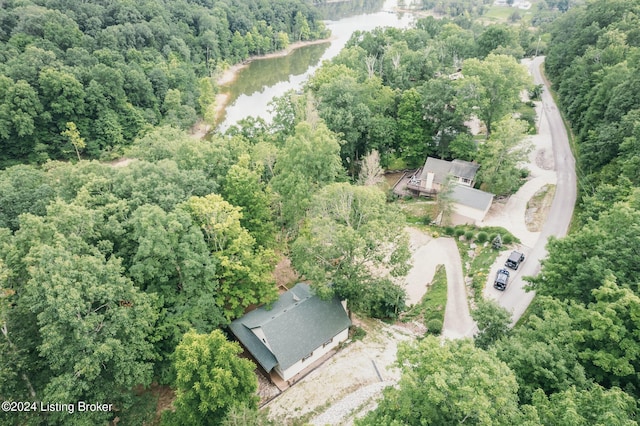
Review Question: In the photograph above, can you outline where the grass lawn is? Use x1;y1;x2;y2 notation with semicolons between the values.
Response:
481;4;537;24
469;246;501;301
397;198;438;226
402;265;447;335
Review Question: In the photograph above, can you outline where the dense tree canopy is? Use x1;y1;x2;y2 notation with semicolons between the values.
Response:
358;337;525;425
0;0;328;166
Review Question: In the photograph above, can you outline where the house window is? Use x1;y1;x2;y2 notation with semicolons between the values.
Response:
322;338;333;348
302;352;313;362
461;178;471;184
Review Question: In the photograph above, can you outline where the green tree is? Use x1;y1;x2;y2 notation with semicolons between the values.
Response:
449;133;478;161
459;54;531;137
5;209;159;424
127;204;224;379
435;174;455;226
358;337;525;425
420;77;470;160
528;203;640;304
221;155;276;248
397;87;430;167
571;275;640;392
493;297;588;404
529;384;638;426
476;25;524;58
472;299;512;350
0;165;55;230
271;121;344;229
476;117;531;195
163;330;258;426
181;194;277;320
291;183;410;317
61;122;86;161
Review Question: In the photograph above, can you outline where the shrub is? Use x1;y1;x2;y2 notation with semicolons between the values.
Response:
476;232;488;243
454;228;466;238
502;234;514;244
350;326;366;341
444;226;455;236
427;319;442;335
464;230;475;241
365;279;406;320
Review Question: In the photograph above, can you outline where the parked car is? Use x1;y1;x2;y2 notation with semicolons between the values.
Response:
505;251;525;270
494;269;510;291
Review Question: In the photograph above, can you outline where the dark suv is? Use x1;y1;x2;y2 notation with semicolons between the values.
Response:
505;251;525;270
494;269;510;291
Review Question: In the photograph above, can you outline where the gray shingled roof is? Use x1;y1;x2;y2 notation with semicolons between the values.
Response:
451;184;494;211
419;157;452;184
229;283;351;373
450;159;480;180
419;157;479;184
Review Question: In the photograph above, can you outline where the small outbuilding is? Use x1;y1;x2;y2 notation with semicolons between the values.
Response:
229;283;351;383
449;184;494;225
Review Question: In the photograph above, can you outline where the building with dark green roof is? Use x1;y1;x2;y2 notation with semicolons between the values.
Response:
229;283;351;381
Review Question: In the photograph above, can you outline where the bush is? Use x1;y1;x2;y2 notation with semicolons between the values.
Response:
454;228;466;238
444;226;455;236
426;319;442;335
364;279;406;320
476;232;488;243
502;234;514;244
464;230;475;241
350;326;366;341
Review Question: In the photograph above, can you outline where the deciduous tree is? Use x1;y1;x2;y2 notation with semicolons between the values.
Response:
476;117;531;195
163;330;258;426
291;183;410;317
357;337;524;425
458;54;531;137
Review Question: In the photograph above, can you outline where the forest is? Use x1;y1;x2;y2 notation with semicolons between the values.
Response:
1;0;639;424
0;0;328;166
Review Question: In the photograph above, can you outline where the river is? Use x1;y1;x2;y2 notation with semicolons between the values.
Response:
217;0;418;131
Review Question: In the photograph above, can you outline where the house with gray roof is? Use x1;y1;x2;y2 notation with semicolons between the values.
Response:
398;157;493;225
229;283;351;382
414;157;480;193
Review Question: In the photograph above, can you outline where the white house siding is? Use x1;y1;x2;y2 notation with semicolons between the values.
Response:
275;328;349;381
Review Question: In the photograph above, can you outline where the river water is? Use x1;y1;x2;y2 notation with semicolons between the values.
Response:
217;0;418;130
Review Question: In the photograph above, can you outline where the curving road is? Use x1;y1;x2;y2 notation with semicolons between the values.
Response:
487;56;577;324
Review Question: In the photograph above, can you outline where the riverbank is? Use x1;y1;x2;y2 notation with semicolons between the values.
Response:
213;37;333;125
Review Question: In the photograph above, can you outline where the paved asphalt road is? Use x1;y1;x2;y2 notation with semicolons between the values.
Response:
495;56;577;324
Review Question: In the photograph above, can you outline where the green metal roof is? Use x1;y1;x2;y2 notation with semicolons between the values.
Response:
229;283;351;373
